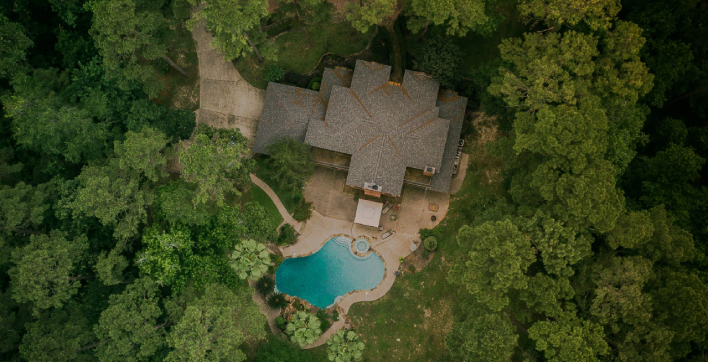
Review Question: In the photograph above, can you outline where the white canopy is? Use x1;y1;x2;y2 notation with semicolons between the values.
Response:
354;199;383;227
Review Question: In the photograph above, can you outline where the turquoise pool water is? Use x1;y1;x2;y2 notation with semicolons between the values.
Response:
275;236;385;308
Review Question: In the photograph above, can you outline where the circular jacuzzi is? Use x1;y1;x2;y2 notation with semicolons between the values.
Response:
355;238;370;253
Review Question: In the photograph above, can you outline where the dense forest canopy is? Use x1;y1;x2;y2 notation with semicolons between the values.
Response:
0;0;707;361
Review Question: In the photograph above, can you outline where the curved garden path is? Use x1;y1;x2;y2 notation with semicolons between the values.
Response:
249;174;300;228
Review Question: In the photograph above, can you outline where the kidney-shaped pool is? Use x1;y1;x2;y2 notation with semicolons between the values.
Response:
275;235;385;308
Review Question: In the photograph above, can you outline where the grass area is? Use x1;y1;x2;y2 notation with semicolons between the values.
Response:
454;4;528;77
347;117;505;361
158;23;200;110
245;181;284;231
235;21;373;89
253;157;303;214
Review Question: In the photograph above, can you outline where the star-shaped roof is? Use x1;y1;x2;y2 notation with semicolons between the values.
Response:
304;60;449;196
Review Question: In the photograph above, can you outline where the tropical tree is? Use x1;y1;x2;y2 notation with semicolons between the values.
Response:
518;0;621;30
266;137;315;191
326;330;365;362
286;311;323;347
188;0;271;62
449;219;535;311
19;304;95;362
3;71;110;163
0;14;33;78
230;239;271;280
94;278;168;362
413;39;462;89
179;125;252;207
9;232;88;312
136;226;194;288
407;0;500;37
0;181;52;242
267;293;289;309
70;128;169;240
165;284;266;362
89;0;188;97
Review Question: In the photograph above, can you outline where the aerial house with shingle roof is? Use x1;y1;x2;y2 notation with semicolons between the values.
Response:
254;60;467;198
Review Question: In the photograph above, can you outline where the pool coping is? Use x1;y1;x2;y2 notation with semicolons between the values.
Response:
278;233;390;309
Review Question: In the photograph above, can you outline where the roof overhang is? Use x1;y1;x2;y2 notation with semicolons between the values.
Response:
354;199;383;227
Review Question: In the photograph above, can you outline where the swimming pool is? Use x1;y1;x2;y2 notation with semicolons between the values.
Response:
275;236;385;308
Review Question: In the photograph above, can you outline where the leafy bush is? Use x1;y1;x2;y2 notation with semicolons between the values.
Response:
308;77;322;90
267;293;289;309
255;275;275;297
424;236;438;251
408;265;416;272
229;239;271;280
286;311;323;347
413;38;462;89
268;253;284;274
265;65;285;82
293;200;313;221
316;309;331;331
277;223;297;246
275;316;287;331
326;330;365;362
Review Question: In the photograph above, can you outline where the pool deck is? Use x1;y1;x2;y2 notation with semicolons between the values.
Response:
252;164;466;348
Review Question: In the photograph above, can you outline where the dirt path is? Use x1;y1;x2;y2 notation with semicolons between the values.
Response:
191;10;265;149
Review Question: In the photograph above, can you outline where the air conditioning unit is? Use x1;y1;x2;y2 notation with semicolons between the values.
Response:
364;182;382;197
423;166;436;176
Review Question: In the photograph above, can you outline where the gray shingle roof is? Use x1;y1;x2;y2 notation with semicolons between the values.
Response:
253;82;325;154
254;60;467;196
430;91;468;193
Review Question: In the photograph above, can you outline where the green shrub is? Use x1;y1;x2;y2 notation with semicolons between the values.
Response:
316;309;331;331
268;253;284;274
408;265;416;272
256;275;275;297
293;300;305;311
265;65;285;82
308;77;322;90
286;311;323;347
326;330;365;362
267;293;289;309
277;224;297;246
424;236;438;251
275;316;287;331
293;200;313;221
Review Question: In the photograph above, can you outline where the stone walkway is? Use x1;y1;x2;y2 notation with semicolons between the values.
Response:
250;174;300;228
191;12;265;149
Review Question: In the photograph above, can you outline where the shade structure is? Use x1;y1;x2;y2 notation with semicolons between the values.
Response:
354;199;383;227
